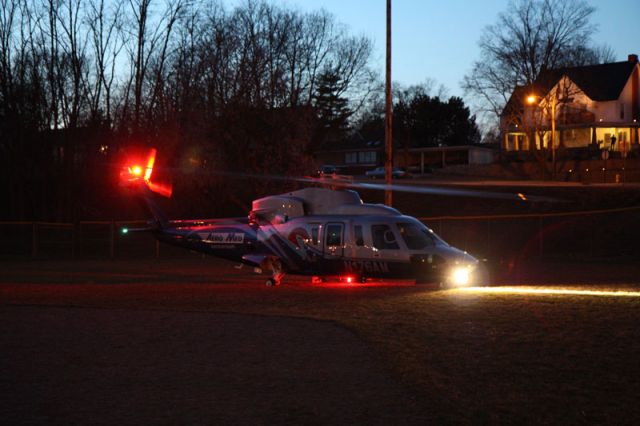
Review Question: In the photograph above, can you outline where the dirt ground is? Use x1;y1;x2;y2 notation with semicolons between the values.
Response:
2;258;640;424
1;307;428;425
0;259;430;425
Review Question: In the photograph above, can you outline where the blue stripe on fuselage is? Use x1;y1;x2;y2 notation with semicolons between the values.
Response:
155;224;258;263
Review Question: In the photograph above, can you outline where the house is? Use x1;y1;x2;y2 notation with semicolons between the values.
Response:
395;145;499;172
501;54;640;155
314;138;498;174
313;136;383;174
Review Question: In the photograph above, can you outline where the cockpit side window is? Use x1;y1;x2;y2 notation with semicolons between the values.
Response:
371;224;399;250
397;222;436;250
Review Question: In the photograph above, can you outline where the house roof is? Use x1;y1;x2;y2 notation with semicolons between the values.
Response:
316;131;385;152
501;58;638;117
537;60;637;101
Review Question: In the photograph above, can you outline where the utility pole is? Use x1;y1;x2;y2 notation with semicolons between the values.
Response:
551;91;556;180
384;0;393;206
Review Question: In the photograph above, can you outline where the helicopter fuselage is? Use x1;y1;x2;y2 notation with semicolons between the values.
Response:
153;213;480;285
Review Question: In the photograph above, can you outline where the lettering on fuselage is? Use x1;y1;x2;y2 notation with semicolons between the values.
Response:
344;260;390;274
198;232;245;244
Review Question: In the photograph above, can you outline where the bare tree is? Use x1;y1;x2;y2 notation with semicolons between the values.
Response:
122;0;157;129
0;0;18;114
57;0;88;128
462;0;604;127
86;0;124;125
42;0;61;129
145;0;184;123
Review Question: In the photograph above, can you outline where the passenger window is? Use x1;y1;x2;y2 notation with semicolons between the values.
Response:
326;224;342;247
371;224;399;250
354;225;364;246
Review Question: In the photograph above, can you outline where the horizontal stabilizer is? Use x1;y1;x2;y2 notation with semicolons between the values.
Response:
120;226;156;234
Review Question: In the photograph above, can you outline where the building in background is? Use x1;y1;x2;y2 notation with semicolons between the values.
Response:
501;54;640;156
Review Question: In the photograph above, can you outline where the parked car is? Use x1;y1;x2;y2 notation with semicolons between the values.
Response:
365;166;407;179
317;164;339;176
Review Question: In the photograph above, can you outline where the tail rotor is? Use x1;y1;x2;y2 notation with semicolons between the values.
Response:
120;148;173;198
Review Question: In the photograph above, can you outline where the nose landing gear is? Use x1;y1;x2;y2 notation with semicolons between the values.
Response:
263;258;284;287
265;272;284;287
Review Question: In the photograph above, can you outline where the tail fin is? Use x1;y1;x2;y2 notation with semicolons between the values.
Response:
120;148;173;227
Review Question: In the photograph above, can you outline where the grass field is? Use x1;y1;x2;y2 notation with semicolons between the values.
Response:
3;258;640;423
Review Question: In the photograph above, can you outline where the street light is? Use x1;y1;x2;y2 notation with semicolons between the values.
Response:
526;94;540;178
526;95;536;146
527;93;556;180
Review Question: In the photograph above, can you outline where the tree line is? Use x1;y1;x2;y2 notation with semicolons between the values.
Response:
0;0;378;220
1;0;608;220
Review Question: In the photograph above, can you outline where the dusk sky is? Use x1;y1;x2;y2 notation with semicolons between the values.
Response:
231;1;640;101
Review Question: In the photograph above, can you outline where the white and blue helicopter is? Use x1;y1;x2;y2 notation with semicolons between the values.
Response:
121;149;534;287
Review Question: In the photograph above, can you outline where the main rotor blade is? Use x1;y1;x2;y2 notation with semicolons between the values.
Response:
186;169;553;202
311;179;557;202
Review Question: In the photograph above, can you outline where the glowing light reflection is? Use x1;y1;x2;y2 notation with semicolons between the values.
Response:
459;287;640;298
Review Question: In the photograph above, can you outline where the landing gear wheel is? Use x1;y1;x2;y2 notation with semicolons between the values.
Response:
266;278;278;286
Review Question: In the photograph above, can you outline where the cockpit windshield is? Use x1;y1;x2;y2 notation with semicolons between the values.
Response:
397;222;442;250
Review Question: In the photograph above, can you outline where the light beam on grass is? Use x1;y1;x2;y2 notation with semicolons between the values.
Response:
458;287;640;298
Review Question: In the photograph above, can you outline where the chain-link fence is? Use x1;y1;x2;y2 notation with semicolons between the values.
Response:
0;221;194;260
422;206;640;261
2;207;639;261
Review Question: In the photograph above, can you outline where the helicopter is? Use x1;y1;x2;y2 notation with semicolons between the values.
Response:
120;149;525;287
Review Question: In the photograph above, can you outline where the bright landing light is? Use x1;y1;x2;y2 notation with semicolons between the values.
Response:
450;267;471;287
459;287;640;298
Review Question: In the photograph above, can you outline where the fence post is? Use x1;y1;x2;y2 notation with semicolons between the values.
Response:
589;216;596;258
71;223;76;259
486;218;491;257
110;221;115;259
32;222;38;259
538;216;544;258
78;221;82;259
